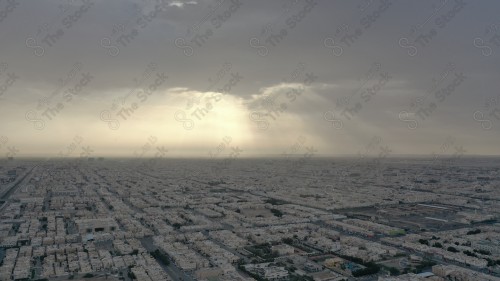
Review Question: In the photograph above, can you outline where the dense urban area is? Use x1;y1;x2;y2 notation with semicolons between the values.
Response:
0;157;499;281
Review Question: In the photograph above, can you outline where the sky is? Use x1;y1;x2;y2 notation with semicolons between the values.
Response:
0;0;499;158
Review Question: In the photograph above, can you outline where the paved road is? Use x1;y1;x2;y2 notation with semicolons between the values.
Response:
140;237;196;281
0;165;36;200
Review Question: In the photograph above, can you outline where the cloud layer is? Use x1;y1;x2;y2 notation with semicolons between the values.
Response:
0;0;499;157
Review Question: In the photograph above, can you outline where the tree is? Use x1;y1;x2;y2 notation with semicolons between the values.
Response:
432;242;442;248
418;239;429;245
467;229;481;235
476;249;490;255
270;208;283;217
352;264;380;277
388;267;400;276
151;249;170;266
463;250;477;257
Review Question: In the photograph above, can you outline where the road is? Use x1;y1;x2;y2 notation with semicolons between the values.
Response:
140;237;196;281
0;165;36;200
